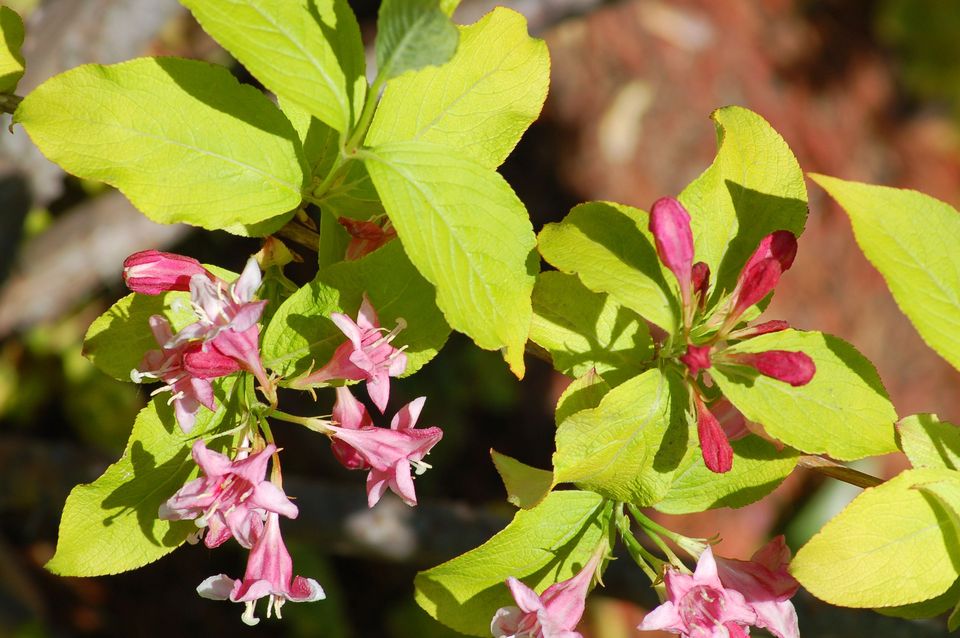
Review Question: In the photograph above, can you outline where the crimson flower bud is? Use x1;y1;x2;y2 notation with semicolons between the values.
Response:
730;350;816;387
691;261;710;308
696;395;733;473
731;258;782;319
123;250;211;295
680;344;712;376
743;230;797;275
726;320;790;340
649;197;694;305
182;344;242;379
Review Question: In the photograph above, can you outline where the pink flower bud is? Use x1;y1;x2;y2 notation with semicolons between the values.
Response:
696;396;733;473
730;350;815;387
727;320;790;340
680;344;712;376
123;250;211;295
183;345;242;379
743;231;797;275
691;261;710;308
732;258;782;319
649;197;695;306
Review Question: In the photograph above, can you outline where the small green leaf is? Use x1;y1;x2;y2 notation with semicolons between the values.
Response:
262;241;449;379
376;0;458;80
538;201;677;333
83;292;196;382
415;491;610;636
898;413;960;470
679;106;807;299
490;450;553;510
45;382;237;576
363;141;536;377
182;0;366;133
791;468;960;607
554;369;611;426
810;175;960;372
531;271;652;385
15;58;304;230
713;330;898;459
0;6;25;94
554;368;688;505
368;8;549;168
654;436;798;514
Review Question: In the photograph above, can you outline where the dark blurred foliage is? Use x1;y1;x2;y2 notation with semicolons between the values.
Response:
3;1;960;636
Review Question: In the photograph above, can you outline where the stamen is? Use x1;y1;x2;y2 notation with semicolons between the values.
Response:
241;601;260;626
411;459;432;475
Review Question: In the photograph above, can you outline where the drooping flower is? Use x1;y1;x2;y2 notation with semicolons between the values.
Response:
330;386;373;470
491;551;603;638
292;295;407;413
198;512;325;626
714;536;800;638
638;546;757;638
132;315;238;433
159;441;298;549
339;215;397;261
327;387;442;507
122;249;212;295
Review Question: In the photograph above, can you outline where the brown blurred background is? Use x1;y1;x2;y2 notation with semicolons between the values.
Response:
1;0;959;636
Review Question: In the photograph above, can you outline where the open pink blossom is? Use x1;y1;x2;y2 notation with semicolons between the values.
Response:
132;316;238;433
160;441;297;549
292;295;407;413
123;249;212;295
198;512;324;626
327;388;442;507
649;197;695;307
491;552;603;638
330;386;373;470
638;546;757;638
714;536;800;638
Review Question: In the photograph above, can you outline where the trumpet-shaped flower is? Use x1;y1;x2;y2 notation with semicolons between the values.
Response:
491;552;603;638
327;388;442;507
198;512;325;626
159;441;297;549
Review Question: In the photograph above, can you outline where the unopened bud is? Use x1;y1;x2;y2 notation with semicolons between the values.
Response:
696;396;733;473
680;344;712;376
123;250;211;295
729;350;815;387
649;197;694;305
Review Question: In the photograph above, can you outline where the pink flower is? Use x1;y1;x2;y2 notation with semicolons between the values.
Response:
695;394;733;474
680;345;712;377
198;512;325;626
159;441;298;549
327;388;442;507
491;552;603;638
133;316;239;433
649;197;695;307
638;546;757;638
714;537;800;638
330;386;373;470
339;216;397;261
292;295;407;413
122;249;212;295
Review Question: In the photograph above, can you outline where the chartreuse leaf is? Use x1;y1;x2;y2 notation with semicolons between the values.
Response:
554;369;611;426
376;0;458;80
679;106;807;299
262;240;449;379
46;381;237;576
368;8;549;169
0;6;25;94
440;0;460;16
531;272;652;386
15;58;304;231
877;578;960;621
811;175;960;372
490;450;553;510
182;0;365;133
898;414;960;470
363;141;536;377
280;97;339;182
415;491;611;636
538;202;677;333
791;468;960;607
83;292;196;383
554;368;688;505
654;436;798;514
713;330;898;459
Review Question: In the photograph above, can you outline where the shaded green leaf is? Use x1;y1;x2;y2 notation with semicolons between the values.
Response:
554;368;688;505
376;0;458;80
554;368;611;426
713;330;898;459
538;201;677;333
811;174;960;372
490;450;553;510
899;413;960;470
182;0;366;133
654;436;798;514
15;58;304;230
679;106;807;299
368;8;549;168
792;468;960;607
531;271;652;385
415;491;610;636
363;141;536;377
0;6;25;94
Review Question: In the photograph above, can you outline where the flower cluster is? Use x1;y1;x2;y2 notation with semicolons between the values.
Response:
648;198;816;472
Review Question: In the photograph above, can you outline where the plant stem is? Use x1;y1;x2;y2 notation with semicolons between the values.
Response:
270;409;333;435
276;222;320;252
344;73;386;155
797;455;883;488
615;509;663;583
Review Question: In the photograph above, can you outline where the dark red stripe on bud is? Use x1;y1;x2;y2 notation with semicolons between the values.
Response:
731;350;815;387
649;197;695;305
691;261;710;309
695;395;733;473
727;320;790;340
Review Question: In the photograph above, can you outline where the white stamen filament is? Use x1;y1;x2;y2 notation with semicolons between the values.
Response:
411;459;432;475
241;601;260;626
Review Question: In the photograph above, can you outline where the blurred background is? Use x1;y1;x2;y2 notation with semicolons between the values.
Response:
2;0;960;635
